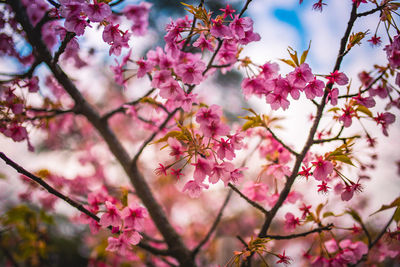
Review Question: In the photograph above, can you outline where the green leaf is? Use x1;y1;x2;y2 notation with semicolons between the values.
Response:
287;46;300;67
316;203;325;218
152;131;183;144
356;105;373;117
300;41;311;64
279;58;297;68
330;155;355;166
394;207;400;223
322;211;336;218
347;208;362;224
371;197;400;216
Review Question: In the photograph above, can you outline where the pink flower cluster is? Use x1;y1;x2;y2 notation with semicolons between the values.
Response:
311;239;368;266
242;63;348;110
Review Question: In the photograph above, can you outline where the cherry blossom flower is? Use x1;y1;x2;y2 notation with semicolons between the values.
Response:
121;204;147;230
175;60;206;85
304;77;325;99
220;4;236;19
327;70;349;85
210;19;232;38
312;0;326;12
317;181;330;193
276;250;292;265
192;34;214;52
312;156;333;180
368;35;382;46
106;231;142;255
155;163;167;176
100;201;122;228
287;63;314;87
242;181;269;202
299;203;311;219
192;157;212;183
374;112;396;136
182;180;208;198
83;1;111;22
284;212;300;231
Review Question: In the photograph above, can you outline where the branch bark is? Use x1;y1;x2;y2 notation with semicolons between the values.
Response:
6;0;194;265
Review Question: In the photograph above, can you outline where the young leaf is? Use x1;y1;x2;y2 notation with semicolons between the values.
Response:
370;197;400;216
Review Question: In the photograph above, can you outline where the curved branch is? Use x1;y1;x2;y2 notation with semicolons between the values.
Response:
7;1;194;265
261;223;333;239
256;2;359;241
228;183;269;216
0;152;171;257
192;189;232;256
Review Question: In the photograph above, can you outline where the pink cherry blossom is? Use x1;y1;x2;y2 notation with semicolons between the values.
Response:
100;201;122;228
121;204;148;230
287;63;314;87
192;157;212;183
312;156;333;180
175;60;205;85
242;181;269;202
83;1;111;22
304;77;325;99
106;231;142;255
284;212;300;231
182;180;208;198
327;70;349;85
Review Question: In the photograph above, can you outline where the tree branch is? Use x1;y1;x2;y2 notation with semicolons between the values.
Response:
192;189;232;256
0;152;100;222
260;223;333;239
256;1;359;242
53;32;76;65
263;124;299;157
7;0;194;265
228;183;269;216
0;152;171;257
338;70;386;99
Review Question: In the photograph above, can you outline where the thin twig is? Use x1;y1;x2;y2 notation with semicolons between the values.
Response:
101;88;156;121
263;124;299;157
357;4;385;17
261;223;333;239
228;183;269;216
352;211;396;266
52;32;76;65
109;0;124;7
0;152;171;257
182;0;205;51
0;152;100;222
192;189;233;256
338;70;386;99
239;0;252;18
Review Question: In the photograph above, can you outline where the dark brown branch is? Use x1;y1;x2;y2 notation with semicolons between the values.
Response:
7;0;194;265
261;223;333;239
192;189;232;256
352;211;396;266
239;0;252;18
357;4;385;17
182;0;205;51
359;221;372;247
338;70;386;99
46;0;60;8
256;2;359;241
109;0;124;7
0;152;100;222
0;152;171;257
101;88;156;121
53;32;76;65
228;183;269;216
263;124;299;157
